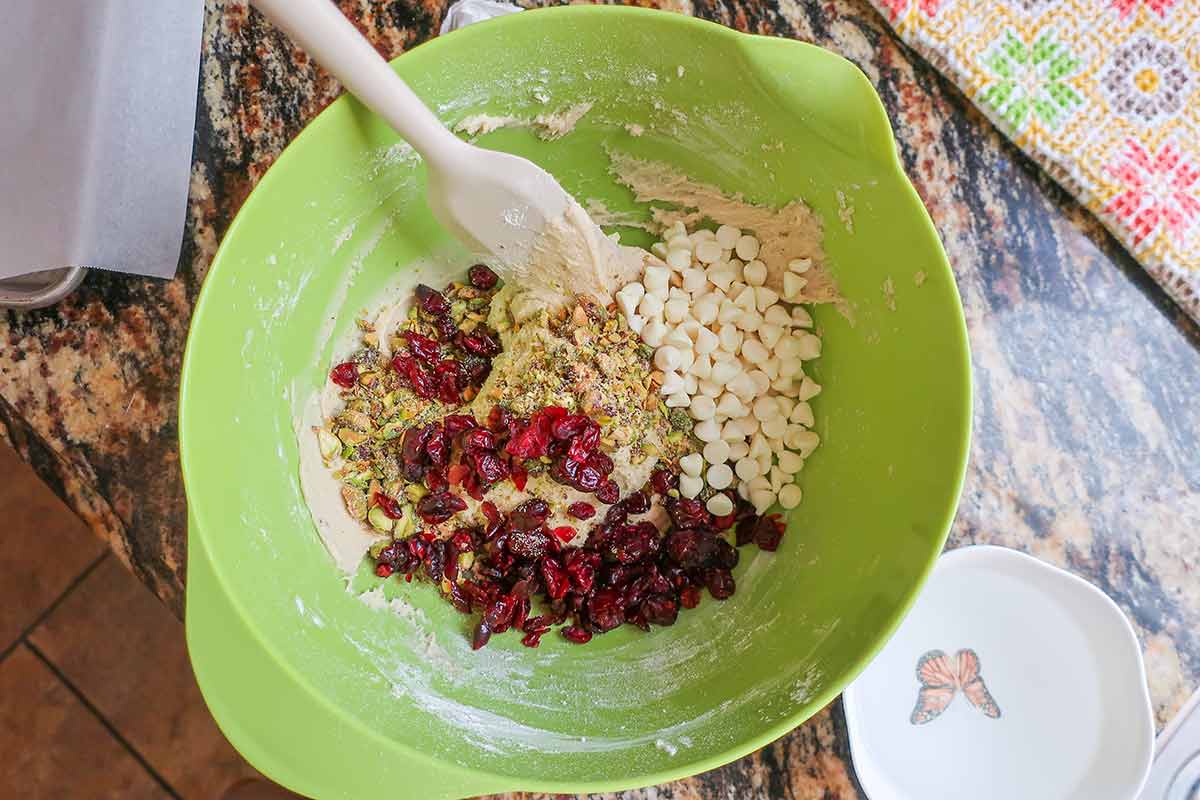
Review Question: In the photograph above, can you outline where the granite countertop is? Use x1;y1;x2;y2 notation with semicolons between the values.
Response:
1;0;1197;796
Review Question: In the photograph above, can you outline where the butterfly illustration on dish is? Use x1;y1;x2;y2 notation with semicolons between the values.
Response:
910;648;1002;725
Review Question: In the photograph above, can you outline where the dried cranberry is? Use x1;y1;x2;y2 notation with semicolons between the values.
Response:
486;405;512;432
424;467;447;492
506;424;549;459
416;491;467;524
450;530;476;554
521;631;542;648
424;428;449;466
566;423;601;463
705;568;736;600
484;593;518;632
375;563;394;578
753;515;786;551
622;490;651;515
666;529;718;569
468;263;499;290
649;469;677;495
472;621;492;650
563;551;597;595
541;558;570;600
574;466;602;493
510;463;528;491
396;357;434;398
735;516;757;547
460;354;491;385
373;493;405;519
513;596;531;632
432;313;458;341
561;626;593;644
679;585;702;609
508;498;550;531
472;451;509;484
403;332;442;363
443;540;459;582
670;498;712;530
713;512;736;531
551;414;590;441
436;371;461;404
463;428;497;452
587;589;626;632
642;593;678;626
506;528;553;560
609;524;659;565
442;414;477;436
567;502;595;520
551;457;580;485
595;479;620;505
586;451;614;476
459;330;501;357
415;284;450;316
329;361;358;388
715;538;740;570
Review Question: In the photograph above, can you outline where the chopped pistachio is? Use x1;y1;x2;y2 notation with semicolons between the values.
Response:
341;486;368;520
404;483;429;503
337;427;367;446
368;506;394;532
317;429;341;461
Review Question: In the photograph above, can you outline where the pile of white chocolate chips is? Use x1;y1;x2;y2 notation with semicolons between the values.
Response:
614;222;822;516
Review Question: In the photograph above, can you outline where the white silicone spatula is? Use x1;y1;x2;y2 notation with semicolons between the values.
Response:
252;0;571;264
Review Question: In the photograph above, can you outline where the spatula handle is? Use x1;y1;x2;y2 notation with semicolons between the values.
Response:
251;0;462;167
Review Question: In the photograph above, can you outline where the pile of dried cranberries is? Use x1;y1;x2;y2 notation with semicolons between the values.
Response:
370;400;787;648
330;265;502;405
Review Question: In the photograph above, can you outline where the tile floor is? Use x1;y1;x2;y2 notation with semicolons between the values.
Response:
0;442;281;799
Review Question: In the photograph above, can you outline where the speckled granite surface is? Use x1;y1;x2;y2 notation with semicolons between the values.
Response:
0;1;1196;797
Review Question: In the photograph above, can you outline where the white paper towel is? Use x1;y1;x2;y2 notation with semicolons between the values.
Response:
0;1;204;281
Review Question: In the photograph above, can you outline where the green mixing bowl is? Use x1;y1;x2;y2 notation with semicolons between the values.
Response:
180;7;970;798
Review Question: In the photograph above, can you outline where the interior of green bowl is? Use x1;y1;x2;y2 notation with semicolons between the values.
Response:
180;7;970;798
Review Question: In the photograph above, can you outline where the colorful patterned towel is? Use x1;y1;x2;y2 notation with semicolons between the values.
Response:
869;0;1200;321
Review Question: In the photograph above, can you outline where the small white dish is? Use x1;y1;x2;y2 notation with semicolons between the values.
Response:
843;545;1154;800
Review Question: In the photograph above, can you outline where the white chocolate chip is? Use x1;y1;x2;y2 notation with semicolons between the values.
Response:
716;392;745;419
693;419;721;443
689;394;717;420
694;327;719;354
695;240;722;264
693;296;720;326
679;473;704;499
750;489;776;514
708;269;736;292
758;323;783;350
639;293;665;318
783;273;808;300
753;396;780;421
792;306;814;328
698;379;722;398
711;360;740;384
654;345;680;371
754;286;779;311
666;248;691;271
789;401;814;427
680;453;703;477
660;370;684;394
728;440;750;460
743;338;769;365
706;493;734;516
748;370;771;394
764;305;793;328
778;484;802;509
788;258;812;274
715;225;742;249
664;298;689;324
797;376;822;400
706;463;734;489
734;234;760;260
665;391;690;407
642;320;666;347
703;439;731;465
682;268;708;293
778;451;804;474
735;456;761;482
795;332;822;360
743;260;767;286
643;267;669;292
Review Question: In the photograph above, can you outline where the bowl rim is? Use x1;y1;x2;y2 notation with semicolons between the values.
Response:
180;5;973;795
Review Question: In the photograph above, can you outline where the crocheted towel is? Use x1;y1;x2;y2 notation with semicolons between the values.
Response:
869;0;1200;321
